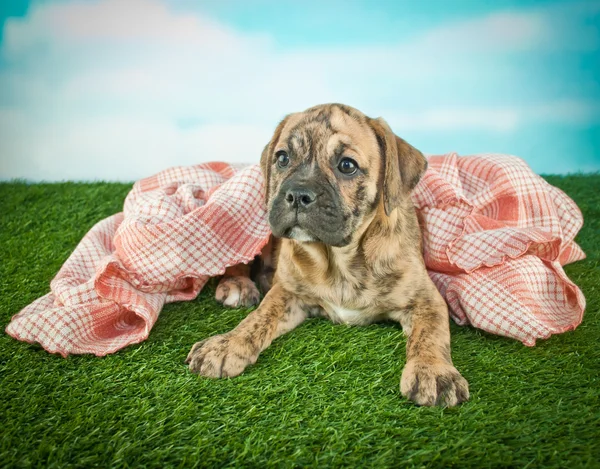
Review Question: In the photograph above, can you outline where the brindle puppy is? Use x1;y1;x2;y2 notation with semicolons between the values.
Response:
187;103;469;407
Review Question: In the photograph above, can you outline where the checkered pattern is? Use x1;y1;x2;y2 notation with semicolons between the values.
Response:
414;153;585;346
6;154;586;355
6;162;271;356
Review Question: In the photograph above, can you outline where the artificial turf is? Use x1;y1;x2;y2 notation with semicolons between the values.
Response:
1;175;599;468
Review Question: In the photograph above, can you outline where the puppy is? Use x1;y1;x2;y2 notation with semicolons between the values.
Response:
187;104;469;407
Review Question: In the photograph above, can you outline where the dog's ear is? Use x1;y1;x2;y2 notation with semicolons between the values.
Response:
260;116;289;203
368;117;428;216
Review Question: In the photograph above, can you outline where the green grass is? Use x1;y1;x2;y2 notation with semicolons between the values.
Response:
1;175;599;468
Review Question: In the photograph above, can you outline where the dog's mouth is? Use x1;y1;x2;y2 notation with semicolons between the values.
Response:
268;198;353;247
277;220;352;247
283;225;318;243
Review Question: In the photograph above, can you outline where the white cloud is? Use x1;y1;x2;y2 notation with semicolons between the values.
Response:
385;100;600;133
2;0;266;53
0;110;272;181
386;108;520;133
408;2;599;54
0;0;597;181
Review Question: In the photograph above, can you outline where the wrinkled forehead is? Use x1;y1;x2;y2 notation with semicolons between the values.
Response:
276;107;379;166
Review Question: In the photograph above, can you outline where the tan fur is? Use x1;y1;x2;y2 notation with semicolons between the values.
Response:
215;264;260;308
187;104;469;407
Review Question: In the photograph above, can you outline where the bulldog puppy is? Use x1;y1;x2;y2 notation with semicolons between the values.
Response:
187;104;469;407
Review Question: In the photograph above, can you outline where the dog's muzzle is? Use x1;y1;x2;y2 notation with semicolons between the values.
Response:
268;179;351;246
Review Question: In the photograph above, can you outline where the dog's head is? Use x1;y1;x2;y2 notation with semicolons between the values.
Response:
260;103;427;247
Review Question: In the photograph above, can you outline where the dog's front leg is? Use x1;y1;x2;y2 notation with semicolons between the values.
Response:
393;295;469;407
186;284;307;378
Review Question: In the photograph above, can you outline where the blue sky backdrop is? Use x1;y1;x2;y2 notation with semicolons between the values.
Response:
0;0;599;181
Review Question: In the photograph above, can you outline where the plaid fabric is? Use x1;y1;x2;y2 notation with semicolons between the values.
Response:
6;162;271;356
414;154;585;345
6;154;586;355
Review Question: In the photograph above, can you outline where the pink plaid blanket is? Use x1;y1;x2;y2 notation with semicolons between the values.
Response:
6;154;586;356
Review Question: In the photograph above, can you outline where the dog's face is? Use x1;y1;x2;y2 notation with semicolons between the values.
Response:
260;103;427;247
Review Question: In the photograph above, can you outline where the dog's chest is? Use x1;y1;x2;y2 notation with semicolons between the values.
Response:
322;301;369;325
282;241;391;324
319;270;387;325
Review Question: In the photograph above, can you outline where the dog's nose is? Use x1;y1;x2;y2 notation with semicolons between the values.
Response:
285;188;317;208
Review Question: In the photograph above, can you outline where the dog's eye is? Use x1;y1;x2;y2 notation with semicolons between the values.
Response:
338;158;358;175
276;151;289;168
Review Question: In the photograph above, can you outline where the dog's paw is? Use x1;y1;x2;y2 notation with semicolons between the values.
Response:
400;360;469;407
185;333;258;378
215;276;260;308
